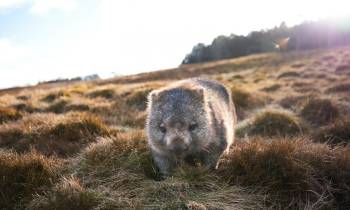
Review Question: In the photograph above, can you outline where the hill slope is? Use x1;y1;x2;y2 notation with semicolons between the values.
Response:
0;47;350;209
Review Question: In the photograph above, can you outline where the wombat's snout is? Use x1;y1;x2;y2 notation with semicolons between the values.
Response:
168;138;188;154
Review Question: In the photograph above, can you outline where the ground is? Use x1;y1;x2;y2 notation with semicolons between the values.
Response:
0;47;350;209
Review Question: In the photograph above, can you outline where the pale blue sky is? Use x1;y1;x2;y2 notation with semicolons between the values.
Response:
0;0;349;88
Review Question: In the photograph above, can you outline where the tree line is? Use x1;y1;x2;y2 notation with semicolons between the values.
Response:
182;18;350;64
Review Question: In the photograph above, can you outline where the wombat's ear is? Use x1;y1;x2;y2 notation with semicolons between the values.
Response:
148;90;159;102
194;88;205;102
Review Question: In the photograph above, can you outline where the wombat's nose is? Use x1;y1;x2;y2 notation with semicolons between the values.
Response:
170;138;187;154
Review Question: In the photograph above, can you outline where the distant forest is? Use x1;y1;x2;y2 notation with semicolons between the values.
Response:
182;18;350;64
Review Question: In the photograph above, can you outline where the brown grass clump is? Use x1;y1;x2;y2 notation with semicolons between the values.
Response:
0;107;23;123
231;87;266;120
88;89;115;99
277;71;300;79
335;64;350;74
65;104;90;112
12;102;39;113
236;109;302;138
326;83;350;93
0;113;110;157
46;99;69;113
300;98;339;125
17;95;30;101
261;84;281;92
0;150;61;209
312;120;350;145
291;63;305;68
218;139;350;209
125;88;153;110
42;90;70;102
28;177;103;210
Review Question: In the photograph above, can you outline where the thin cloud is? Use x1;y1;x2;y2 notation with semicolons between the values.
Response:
0;38;31;64
0;0;77;15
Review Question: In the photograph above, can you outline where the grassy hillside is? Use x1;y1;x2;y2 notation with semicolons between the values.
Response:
0;47;350;209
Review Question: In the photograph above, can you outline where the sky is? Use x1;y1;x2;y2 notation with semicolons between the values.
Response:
0;0;350;88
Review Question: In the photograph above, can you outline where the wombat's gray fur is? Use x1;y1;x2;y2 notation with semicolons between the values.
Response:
146;78;236;178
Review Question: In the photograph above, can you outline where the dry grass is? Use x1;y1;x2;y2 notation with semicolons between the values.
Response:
0;150;62;209
0;113;109;157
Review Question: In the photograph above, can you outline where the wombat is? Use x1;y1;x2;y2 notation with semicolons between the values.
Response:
146;78;236;177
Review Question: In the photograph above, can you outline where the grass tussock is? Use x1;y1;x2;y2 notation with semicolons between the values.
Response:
28;177;103;210
279;95;309;110
0;107;23;123
0;113;109;157
312;120;350;145
327;82;350;93
300;98;339;125
65;104;90;112
125;88;153;110
12;102;39;113
88;89;115;99
218;139;350;209
236;109;302;138
261;84;281;92
46;99;69;113
231;87;266;120
42;90;70;102
0;150;61;209
335;64;350;73
17;95;30;101
277;71;300;79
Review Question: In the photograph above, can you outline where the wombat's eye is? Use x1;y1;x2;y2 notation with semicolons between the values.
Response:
189;122;198;131
159;124;166;133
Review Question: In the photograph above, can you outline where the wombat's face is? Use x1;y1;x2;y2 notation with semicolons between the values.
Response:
147;88;209;155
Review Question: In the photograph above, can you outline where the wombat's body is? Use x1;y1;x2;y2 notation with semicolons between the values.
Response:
146;78;236;177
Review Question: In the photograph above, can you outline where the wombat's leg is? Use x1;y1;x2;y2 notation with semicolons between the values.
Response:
199;151;222;170
184;154;197;166
153;153;176;178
